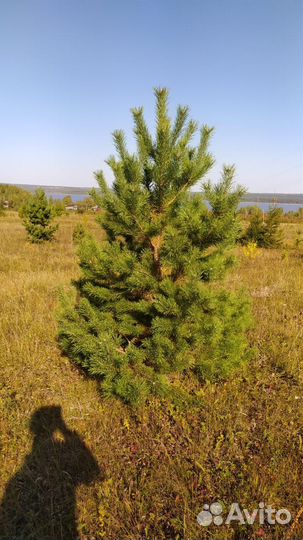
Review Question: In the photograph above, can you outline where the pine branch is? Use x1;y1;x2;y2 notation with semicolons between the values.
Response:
132;107;154;162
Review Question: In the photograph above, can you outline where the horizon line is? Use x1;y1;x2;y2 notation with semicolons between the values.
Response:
0;181;302;196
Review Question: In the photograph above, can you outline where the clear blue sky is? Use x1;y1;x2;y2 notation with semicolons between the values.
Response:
0;0;302;192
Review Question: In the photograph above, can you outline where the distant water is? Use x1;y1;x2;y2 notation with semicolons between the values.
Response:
239;202;302;212
47;192;89;202
47;191;302;213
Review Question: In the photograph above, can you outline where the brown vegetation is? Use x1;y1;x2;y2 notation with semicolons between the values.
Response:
0;212;302;539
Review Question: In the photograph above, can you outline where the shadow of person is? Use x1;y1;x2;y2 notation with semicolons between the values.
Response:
0;405;101;540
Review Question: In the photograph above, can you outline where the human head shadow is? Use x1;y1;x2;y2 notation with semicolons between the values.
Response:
0;405;101;540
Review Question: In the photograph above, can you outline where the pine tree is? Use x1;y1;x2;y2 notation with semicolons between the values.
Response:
20;188;58;243
73;223;86;244
243;207;266;246
59;89;251;406
62;195;73;207
244;206;283;248
263;207;283;247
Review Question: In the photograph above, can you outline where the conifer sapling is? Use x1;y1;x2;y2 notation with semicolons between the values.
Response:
244;206;283;248
59;89;251;406
20;188;58;243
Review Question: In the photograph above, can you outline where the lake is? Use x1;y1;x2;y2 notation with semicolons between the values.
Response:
238;202;302;213
46;191;302;213
47;192;90;202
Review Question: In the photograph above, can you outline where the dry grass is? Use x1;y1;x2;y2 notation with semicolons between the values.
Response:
0;212;303;540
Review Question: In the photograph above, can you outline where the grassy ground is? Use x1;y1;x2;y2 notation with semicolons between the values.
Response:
0;212;303;540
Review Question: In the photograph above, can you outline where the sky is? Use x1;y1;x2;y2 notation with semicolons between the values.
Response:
0;0;302;193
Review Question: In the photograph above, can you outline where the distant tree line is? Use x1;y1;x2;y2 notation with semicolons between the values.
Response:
0;184;31;210
0;184;98;215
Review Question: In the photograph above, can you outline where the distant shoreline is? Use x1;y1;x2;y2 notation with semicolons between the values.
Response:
1;182;302;204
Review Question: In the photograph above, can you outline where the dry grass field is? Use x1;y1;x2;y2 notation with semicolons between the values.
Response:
0;212;303;540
